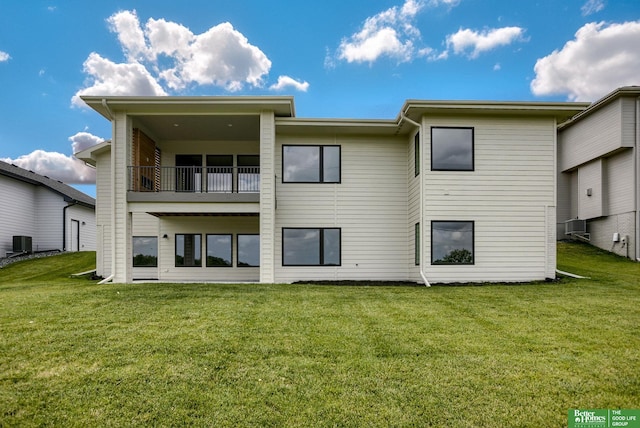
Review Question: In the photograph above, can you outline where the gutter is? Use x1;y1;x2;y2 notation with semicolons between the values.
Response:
101;98;115;121
400;113;431;287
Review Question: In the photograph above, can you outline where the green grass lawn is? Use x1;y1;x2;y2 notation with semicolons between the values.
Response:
1;242;639;427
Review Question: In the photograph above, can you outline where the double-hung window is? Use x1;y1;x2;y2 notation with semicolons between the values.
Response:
282;145;340;183
431;221;474;265
431;127;474;171
282;228;341;266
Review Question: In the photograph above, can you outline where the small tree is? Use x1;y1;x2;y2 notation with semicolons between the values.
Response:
435;248;473;264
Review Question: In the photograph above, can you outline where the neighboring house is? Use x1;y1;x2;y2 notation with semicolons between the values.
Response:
0;160;96;257
557;86;640;260
77;96;586;284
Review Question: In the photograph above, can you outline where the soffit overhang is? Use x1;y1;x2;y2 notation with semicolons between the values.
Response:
80;95;296;120
276;117;413;137
401;100;590;124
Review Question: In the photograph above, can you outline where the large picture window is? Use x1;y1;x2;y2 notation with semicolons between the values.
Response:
238;234;260;267
133;236;158;267
431;127;474;171
176;234;202;267
206;234;232;267
431;221;474;265
282;145;340;183
282;228;341;266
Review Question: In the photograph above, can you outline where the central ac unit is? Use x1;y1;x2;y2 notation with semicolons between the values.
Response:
13;236;33;253
565;219;587;235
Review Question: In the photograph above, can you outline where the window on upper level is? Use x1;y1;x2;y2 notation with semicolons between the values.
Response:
282;228;341;266
282;145;340;183
431;127;474;171
431;221;474;265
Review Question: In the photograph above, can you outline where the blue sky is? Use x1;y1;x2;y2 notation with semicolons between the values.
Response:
0;0;639;197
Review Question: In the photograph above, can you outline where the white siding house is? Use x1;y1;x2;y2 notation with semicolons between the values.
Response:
557;86;640;260
0;160;96;257
77;95;586;284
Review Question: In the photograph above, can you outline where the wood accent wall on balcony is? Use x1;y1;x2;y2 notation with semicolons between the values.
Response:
132;128;159;191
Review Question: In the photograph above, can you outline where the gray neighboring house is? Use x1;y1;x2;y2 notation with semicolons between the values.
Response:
557;86;640;260
0;160;96;257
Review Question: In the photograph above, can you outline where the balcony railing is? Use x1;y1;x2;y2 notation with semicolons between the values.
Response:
129;166;260;193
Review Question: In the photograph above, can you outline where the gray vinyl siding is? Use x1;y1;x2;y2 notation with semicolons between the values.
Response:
559;99;632;171
0;173;95;255
274;134;408;283
0;176;36;256
577;159;604;220
607;149;635;215
33;187;64;251
423;116;556;283
65;204;96;251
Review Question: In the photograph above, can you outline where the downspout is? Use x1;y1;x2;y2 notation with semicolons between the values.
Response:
62;201;78;251
636;97;640;261
400;113;431;287
106;98;117;283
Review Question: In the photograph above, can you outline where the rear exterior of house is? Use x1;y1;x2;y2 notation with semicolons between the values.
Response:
78;96;586;284
0;161;96;257
557;87;640;260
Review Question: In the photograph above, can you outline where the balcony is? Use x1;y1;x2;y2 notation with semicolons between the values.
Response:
127;166;260;204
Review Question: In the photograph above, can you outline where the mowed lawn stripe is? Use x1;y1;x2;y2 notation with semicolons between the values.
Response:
0;245;639;427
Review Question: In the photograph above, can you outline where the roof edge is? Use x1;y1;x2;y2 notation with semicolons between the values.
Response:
81;95;296;120
558;86;640;130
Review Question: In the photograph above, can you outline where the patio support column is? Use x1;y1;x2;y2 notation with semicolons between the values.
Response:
259;111;276;283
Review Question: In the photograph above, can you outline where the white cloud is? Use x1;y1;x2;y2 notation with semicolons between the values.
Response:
107;10;150;62
269;75;310;92
1;150;96;184
167;22;271;91
72;52;167;107
336;0;441;64
581;0;605;16
2;132;106;184
531;21;640;101
73;10;279;105
446;26;525;58
0;51;10;62
69;132;105;154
